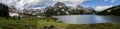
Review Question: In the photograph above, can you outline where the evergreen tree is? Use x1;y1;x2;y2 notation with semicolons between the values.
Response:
0;3;9;18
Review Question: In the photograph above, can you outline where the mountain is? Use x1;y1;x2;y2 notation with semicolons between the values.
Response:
54;2;66;8
45;2;69;16
68;5;85;15
9;6;17;13
96;5;120;16
84;7;96;14
68;5;96;15
45;2;96;16
22;8;45;16
6;2;96;17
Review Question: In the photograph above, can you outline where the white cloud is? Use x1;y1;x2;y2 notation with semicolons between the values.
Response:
104;0;116;2
104;0;109;1
0;0;87;10
14;0;43;10
95;5;113;11
53;0;86;5
0;0;18;6
111;0;116;2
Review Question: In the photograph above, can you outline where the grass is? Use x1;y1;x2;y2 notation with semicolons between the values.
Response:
0;17;68;29
36;18;68;29
67;23;120;29
0;17;37;29
0;17;120;29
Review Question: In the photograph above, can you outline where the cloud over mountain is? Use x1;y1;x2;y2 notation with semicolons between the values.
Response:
95;5;113;11
0;0;87;10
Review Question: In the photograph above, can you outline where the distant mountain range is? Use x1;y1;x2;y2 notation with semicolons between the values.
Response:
2;2;120;16
45;2;96;16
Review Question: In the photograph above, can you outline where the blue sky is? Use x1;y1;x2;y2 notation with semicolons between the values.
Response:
0;0;120;11
81;0;120;11
82;0;120;8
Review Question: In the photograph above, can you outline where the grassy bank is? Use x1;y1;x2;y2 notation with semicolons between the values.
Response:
67;23;120;29
0;17;120;29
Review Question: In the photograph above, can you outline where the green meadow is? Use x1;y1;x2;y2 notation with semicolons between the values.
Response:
0;17;120;29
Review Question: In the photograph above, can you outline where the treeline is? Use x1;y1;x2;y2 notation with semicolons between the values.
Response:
0;3;9;18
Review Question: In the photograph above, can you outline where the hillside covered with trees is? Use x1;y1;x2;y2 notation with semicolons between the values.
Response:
96;5;120;16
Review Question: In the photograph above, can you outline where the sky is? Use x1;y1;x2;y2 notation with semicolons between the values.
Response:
0;0;120;11
82;0;120;11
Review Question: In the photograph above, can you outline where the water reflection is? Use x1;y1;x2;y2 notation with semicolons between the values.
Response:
53;15;120;24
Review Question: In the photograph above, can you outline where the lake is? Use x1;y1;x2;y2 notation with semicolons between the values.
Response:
52;15;120;24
